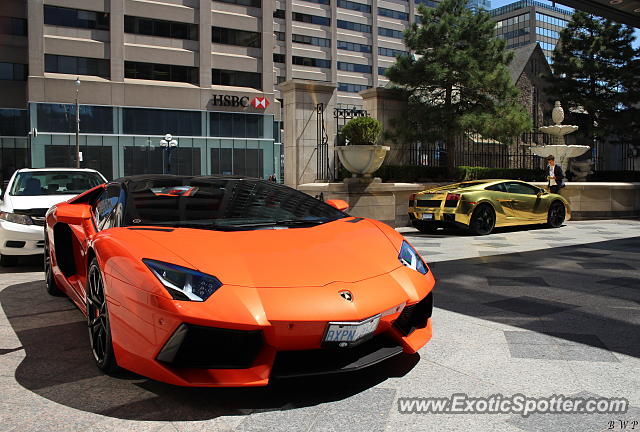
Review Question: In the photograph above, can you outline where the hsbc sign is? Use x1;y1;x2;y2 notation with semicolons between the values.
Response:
251;97;270;109
210;94;270;110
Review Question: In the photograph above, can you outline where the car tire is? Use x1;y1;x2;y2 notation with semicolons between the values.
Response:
468;204;495;236
412;220;439;234
547;201;566;228
44;240;64;296
0;254;18;267
87;258;119;374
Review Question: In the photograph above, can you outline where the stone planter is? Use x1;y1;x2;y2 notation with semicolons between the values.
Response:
335;145;390;178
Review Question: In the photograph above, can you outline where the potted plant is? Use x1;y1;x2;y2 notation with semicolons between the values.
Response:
335;117;390;178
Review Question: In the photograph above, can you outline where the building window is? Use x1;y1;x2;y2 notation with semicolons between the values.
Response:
124;146;200;176
535;12;569;28
45;145;113;177
378;47;408;57
292;34;331;47
337;40;371;53
337;20;371;33
276;76;286;84
378;8;408;21
303;0;330;4
273;9;286;19
212;27;260;47
125;61;198;84
378;27;404;39
292;12;330;26
36;104;113;134
210;112;264;138
273;53;285;63
337;0;371;13
337;62;372;73
378;66;387;75
214;0;261;7
44;5;109;30
124;16;198;40
338;82;370;93
211;69;262;90
123;108;201;136
0;109;29;136
275;31;285;41
211;148;263;177
292;56;331;68
0;16;27;36
536;26;560;39
0;62;27;81
415;0;438;6
45;54;110;79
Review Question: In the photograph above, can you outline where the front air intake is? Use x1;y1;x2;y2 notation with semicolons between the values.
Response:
157;324;264;369
394;291;433;336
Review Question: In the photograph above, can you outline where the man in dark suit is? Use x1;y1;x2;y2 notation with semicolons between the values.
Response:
546;155;564;194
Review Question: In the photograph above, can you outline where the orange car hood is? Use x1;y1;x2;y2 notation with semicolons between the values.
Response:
130;219;401;288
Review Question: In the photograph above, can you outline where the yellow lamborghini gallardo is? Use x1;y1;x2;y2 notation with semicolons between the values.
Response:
408;179;571;235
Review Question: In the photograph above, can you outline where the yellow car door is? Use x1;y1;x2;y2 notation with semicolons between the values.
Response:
484;182;518;221
504;181;544;221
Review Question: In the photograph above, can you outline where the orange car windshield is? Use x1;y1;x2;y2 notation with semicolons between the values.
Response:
123;178;346;230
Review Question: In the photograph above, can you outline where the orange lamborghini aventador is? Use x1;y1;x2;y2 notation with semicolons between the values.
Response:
44;175;434;387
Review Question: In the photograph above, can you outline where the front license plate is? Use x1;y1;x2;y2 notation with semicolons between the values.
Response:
422;213;434;220
323;315;381;343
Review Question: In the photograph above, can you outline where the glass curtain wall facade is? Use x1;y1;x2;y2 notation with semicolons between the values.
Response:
490;1;572;65
25;104;280;181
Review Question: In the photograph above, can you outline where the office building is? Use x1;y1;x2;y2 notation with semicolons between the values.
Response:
490;0;573;65
468;0;491;10
0;0;282;181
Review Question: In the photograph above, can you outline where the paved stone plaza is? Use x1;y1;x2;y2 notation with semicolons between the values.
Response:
1;220;639;431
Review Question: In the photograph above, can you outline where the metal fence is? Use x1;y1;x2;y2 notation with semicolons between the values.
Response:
408;132;553;169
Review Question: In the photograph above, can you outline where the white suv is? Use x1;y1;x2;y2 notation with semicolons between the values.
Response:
0;168;107;266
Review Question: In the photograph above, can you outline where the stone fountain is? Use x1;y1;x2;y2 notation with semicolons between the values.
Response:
531;101;591;180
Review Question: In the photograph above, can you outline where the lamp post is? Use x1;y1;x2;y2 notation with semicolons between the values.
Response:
160;134;178;174
74;77;81;168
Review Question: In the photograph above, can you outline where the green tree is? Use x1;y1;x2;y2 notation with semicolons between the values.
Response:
386;0;531;174
548;11;639;145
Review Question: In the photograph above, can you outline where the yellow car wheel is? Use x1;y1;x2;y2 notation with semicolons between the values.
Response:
469;204;495;236
547;201;566;228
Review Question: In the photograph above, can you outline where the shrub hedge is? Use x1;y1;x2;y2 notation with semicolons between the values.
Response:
339;165;546;182
338;165;639;183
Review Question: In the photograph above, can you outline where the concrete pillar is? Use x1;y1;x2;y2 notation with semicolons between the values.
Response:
261;0;274;92
285;0;293;79
199;0;212;89
278;80;337;187
110;0;125;82
371;0;379;89
360;87;407;165
26;0;44;103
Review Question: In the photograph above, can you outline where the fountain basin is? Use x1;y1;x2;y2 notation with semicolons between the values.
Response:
538;125;579;136
530;144;590;169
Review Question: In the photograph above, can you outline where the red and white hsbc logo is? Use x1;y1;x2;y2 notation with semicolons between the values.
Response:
251;97;270;109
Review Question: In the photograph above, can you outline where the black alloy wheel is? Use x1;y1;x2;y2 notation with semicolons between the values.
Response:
469;204;495;236
547;201;566;228
87;258;118;373
44;239;63;296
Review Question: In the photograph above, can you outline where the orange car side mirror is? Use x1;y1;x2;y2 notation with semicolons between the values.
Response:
326;199;349;211
56;203;92;225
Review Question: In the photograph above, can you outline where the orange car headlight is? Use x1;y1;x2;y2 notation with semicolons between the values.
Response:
398;240;429;275
143;259;222;302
